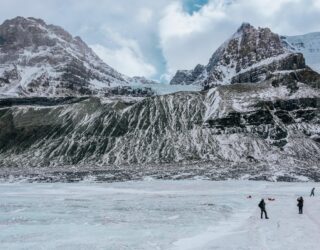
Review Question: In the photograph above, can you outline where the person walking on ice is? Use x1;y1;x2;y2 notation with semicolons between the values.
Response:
297;197;304;214
310;187;315;197
258;199;269;219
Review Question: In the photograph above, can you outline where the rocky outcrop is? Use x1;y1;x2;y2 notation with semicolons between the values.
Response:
103;86;154;97
230;53;306;84
170;64;205;85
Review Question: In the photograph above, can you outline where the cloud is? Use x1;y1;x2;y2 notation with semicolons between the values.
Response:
0;0;168;79
159;0;320;80
137;8;154;24
0;0;319;81
159;1;234;77
91;29;156;77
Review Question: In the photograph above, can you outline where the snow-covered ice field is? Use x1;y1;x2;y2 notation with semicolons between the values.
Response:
0;180;320;250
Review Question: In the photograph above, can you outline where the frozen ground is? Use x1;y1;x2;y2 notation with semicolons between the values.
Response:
0;180;319;250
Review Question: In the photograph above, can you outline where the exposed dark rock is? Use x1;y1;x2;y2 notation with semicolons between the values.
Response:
0;96;89;107
170;64;205;85
0;85;319;170
104;86;154;97
274;111;294;124
231;54;305;84
207;113;242;128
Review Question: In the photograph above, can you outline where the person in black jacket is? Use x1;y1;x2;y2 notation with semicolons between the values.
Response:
310;187;315;197
258;199;269;219
297;197;304;214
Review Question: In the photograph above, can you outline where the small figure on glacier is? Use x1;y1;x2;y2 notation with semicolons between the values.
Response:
310;187;315;197
297;197;304;214
258;199;269;219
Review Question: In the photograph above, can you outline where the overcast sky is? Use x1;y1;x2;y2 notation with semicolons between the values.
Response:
1;0;320;82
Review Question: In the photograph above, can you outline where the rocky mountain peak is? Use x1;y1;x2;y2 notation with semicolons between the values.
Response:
0;17;73;50
207;23;286;73
235;22;273;37
0;16;91;57
235;22;254;33
0;16;131;97
170;23;304;88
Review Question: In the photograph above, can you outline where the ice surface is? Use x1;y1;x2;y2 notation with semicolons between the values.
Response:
0;181;319;250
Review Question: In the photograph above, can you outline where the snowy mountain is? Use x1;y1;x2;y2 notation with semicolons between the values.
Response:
170;23;309;88
282;32;320;74
1;74;319;180
0;20;319;181
0;17;137;97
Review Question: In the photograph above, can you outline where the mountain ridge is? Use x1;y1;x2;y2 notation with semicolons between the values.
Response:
0;16;158;98
0;18;319;181
170;23;320;89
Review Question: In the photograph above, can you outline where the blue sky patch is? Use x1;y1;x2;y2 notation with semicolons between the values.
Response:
183;0;209;14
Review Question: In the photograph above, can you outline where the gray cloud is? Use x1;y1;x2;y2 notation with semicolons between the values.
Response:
0;0;319;81
0;0;171;79
159;0;320;79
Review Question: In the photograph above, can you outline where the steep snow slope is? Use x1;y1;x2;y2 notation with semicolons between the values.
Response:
170;23;307;88
0;17;132;97
282;32;320;74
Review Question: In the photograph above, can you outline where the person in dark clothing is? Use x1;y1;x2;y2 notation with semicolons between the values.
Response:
297;197;304;214
258;199;269;219
310;187;315;197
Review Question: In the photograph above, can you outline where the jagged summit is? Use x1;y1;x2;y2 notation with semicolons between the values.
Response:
170;23;306;88
0;16;130;97
0;16;83;52
234;22;255;36
236;22;272;34
237;22;252;30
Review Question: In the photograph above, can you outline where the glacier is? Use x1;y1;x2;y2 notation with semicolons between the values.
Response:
1;180;320;250
283;32;320;74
